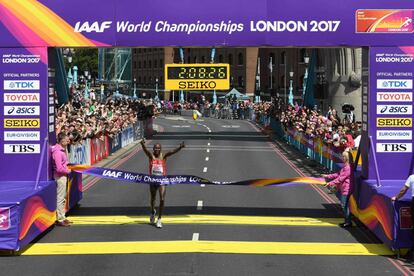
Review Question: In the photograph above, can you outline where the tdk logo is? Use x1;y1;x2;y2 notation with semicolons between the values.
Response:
74;21;112;33
4;80;40;90
376;143;412;153
377;79;413;89
377;105;412;115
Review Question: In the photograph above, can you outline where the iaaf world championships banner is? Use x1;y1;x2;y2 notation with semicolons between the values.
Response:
70;165;326;187
0;0;414;47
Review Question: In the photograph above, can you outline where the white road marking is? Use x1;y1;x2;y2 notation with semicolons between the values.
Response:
200;184;206;187
171;125;191;128
207;143;211;146
203;167;208;172
207;149;210;153
205;157;209;161
197;200;203;210
222;125;240;128
192;233;199;241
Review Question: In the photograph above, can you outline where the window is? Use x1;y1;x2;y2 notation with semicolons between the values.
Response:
138;61;141;68
154;60;158;68
133;61;137;69
238;76;244;88
138;76;141;83
219;54;223;63
143;76;147;83
201;56;205;63
143;61;146;68
160;59;163;67
238;53;243;65
228;54;233;65
300;48;306;62
280;52;286;65
187;56;191;63
193;56;197;63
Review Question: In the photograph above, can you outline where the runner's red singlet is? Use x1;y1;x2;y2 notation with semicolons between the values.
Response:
149;154;166;176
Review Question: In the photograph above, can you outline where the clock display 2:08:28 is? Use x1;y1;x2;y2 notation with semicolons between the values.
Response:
168;66;227;79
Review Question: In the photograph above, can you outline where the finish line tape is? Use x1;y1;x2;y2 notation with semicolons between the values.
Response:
69;165;326;187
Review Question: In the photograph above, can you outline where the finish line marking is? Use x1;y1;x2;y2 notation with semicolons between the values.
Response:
192;233;200;241
67;215;344;226
20;241;393;256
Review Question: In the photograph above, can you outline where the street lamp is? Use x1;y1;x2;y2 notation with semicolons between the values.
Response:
133;78;137;99
84;70;89;99
155;77;159;102
302;53;310;105
288;71;294;106
66;50;73;88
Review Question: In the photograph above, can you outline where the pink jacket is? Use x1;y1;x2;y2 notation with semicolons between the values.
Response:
51;144;70;177
326;164;353;195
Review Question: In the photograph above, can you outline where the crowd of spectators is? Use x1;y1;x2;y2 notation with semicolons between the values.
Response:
55;90;157;144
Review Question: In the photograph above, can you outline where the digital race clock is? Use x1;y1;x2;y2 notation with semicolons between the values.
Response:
165;63;230;90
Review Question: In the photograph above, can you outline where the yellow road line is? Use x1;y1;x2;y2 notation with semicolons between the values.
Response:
20;241;394;256
68;215;343;226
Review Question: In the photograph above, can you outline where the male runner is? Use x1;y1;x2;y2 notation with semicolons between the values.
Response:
140;139;185;228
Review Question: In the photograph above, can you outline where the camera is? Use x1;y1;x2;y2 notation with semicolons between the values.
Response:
342;103;354;114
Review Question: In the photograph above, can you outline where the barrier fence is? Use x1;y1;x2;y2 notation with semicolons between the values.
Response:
68;120;150;165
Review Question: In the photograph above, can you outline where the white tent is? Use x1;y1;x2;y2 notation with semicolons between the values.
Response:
220;88;250;100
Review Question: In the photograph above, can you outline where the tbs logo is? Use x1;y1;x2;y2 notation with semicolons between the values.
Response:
377;143;412;153
0;207;11;230
4;80;40;90
377;79;413;89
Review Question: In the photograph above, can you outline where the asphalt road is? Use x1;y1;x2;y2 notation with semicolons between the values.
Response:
0;115;411;276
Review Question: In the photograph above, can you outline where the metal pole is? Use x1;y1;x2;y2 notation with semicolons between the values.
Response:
284;53;287;105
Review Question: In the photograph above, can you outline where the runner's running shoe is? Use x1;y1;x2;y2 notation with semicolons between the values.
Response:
150;211;156;225
156;219;163;228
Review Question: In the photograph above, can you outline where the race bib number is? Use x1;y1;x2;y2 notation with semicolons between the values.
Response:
151;164;164;176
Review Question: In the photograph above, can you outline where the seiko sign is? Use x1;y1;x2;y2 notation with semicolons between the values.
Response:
4;118;40;128
376;92;412;102
376;105;412;115
3;80;40;90
3;93;40;103
377;130;412;140
377;79;413;89
376;118;412;127
4;106;40;116
4;131;41;141
376;143;412;153
4;144;40;154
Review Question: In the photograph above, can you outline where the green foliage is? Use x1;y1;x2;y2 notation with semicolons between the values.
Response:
69;48;99;78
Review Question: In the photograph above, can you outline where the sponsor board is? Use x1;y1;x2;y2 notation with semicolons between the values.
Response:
4;143;40;154
3;80;40;90
376;105;412;115
4;131;41;141
356;10;414;34
0;207;11;230
376;118;412;127
377;92;412;102
377;130;412;140
3;105;40;116
3;93;40;103
377;79;413;89
49;124;55;132
376;143;412;153
4;118;40;128
49;106;54;114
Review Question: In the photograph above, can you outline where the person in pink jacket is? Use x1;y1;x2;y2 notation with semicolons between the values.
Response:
51;132;72;227
322;150;354;228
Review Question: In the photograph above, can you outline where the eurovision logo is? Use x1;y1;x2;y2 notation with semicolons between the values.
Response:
0;207;11;230
356;9;414;33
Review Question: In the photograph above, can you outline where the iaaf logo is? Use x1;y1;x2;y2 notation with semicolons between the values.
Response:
377;79;413;89
377;92;412;102
376;105;412;115
4;80;40;90
4;106;40;116
0;207;11;230
376;143;412;153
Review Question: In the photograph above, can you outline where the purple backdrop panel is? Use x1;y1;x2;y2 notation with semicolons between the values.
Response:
0;181;55;250
17;181;56;251
67;172;82;211
0;0;414;47
368;47;414;180
0;47;49;182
